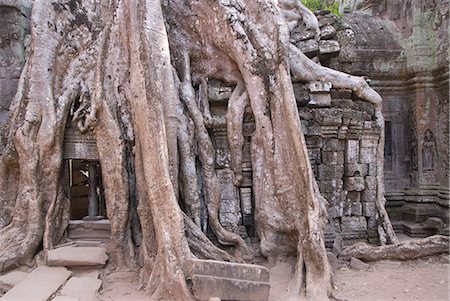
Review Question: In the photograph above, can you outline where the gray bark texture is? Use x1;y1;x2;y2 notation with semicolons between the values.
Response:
0;0;441;300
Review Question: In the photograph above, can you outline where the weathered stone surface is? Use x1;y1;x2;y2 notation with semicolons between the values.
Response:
320;24;337;39
345;163;368;177
67;220;111;240
296;39;319;56
240;188;252;215
1;267;71;301
308;81;332;93
350;257;369;270
323;138;345;151
341;216;367;232
319;40;341;55
327;252;346;270
60;277;102;301
362;202;377;217
345;140;359;164
291;25;316;42
191;259;269;282
309;93;332;107
359;147;377;164
192;275;269;301
351;202;363;216
345;176;365;191
190;259;270;301
318;165;344;180
0;270;28;291
47;247;108;267
322;151;344;165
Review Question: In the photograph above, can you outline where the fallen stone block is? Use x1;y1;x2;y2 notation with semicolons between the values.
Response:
190;259;270;301
47;247;108;267
190;259;269;282
350;258;369;271
191;274;269;301
1;266;72;301
60;277;102;301
0;270;28;291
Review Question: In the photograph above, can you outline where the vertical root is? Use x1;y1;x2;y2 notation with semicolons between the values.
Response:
178;111;202;228
179;53;250;258
226;80;248;187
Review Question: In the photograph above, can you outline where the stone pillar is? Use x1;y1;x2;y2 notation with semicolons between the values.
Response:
88;163;98;218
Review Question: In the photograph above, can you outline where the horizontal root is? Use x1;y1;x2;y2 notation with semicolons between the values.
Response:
339;235;449;261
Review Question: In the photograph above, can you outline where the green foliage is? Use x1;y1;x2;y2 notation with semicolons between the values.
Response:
302;0;341;16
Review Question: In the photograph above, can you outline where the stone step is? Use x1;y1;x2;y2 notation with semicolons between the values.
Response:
191;274;270;301
47;246;108;268
60;277;102;301
67;220;110;241
0;270;29;291
0;266;72;301
190;259;269;282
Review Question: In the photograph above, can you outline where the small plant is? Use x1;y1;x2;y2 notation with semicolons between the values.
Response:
302;0;341;16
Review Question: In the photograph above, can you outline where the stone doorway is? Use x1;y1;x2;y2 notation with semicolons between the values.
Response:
63;159;106;220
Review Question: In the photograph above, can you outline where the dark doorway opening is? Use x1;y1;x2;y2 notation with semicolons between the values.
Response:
63;159;106;220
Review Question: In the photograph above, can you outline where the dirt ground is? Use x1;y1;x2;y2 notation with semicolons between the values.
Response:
97;254;449;301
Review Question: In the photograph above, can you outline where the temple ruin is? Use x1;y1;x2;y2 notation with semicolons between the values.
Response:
0;0;448;300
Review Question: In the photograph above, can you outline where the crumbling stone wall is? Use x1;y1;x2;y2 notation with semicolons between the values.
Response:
205;77;381;247
329;0;449;236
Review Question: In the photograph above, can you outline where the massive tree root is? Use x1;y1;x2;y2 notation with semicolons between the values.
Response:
339;235;449;261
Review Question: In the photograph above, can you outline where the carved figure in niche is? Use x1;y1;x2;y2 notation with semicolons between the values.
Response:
422;129;436;171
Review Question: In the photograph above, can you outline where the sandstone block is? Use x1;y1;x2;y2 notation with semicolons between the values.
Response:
351;202;362;215
362;202;377;217
318;165;344;180
291;25;316;42
341;216;367;232
320;24;337;39
1;267;72;301
319;179;343;193
345;176;365;192
323;138;345;151
240;188;252;215
309;93;332;107
60;277;102;301
190;259;269;282
47;247;108;267
360;147;377;163
350;257;369;271
345;140;359;164
345;163;368;177
322;151;344;165
330;89;352;99
308;81;332;93
0;270;28;291
296;39;319;57
192;275;269;301
319;40;340;55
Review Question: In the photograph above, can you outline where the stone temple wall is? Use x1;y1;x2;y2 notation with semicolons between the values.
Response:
328;0;449;236
206;79;381;247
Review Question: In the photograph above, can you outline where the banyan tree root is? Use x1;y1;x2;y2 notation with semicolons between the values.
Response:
179;53;251;259
339;235;449;261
